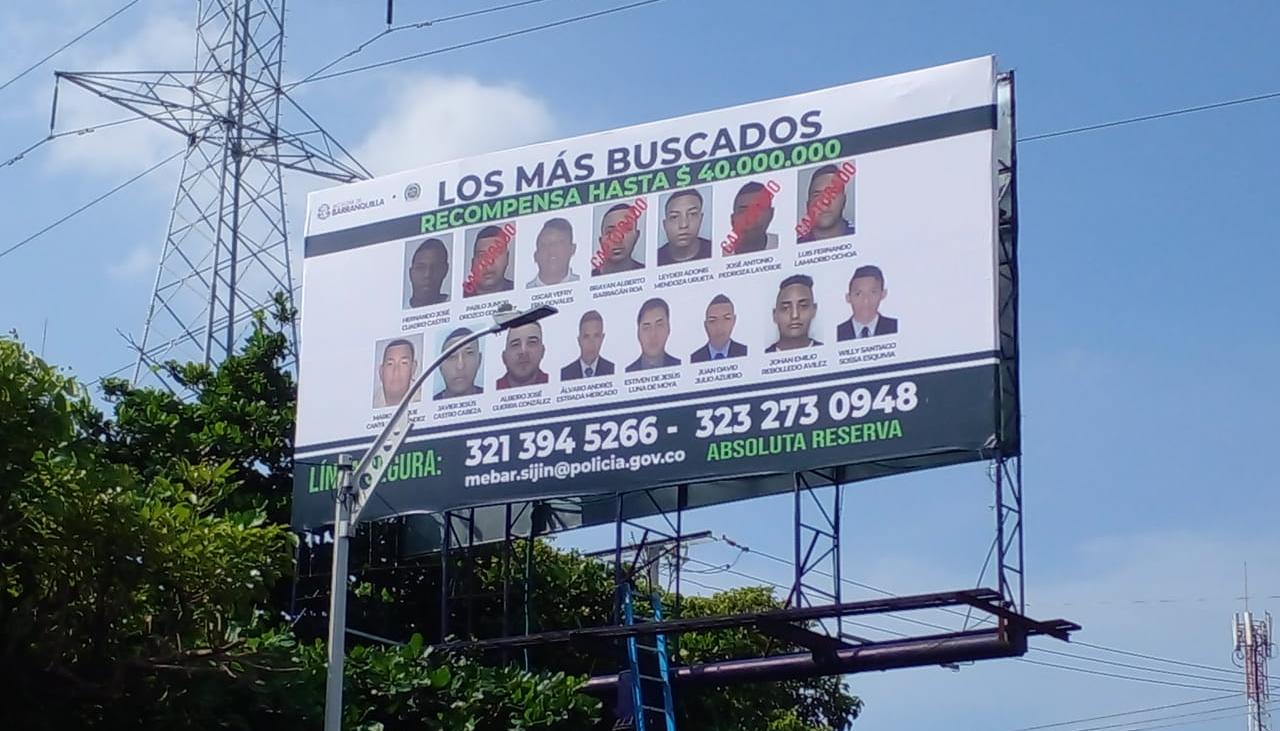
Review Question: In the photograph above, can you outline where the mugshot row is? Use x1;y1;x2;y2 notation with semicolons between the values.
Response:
374;264;896;408
400;162;858;310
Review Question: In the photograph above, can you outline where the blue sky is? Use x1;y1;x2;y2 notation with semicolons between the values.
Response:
3;1;1279;728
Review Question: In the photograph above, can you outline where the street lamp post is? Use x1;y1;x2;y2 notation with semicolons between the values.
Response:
322;304;558;731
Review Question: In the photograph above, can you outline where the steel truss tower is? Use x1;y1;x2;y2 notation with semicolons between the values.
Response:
1235;610;1273;731
53;0;369;385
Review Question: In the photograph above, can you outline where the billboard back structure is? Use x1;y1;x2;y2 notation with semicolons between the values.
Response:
293;56;1017;530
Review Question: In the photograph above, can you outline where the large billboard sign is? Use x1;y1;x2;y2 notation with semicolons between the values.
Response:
293;57;1012;529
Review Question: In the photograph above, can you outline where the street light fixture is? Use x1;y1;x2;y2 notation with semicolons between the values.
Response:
323;304;558;731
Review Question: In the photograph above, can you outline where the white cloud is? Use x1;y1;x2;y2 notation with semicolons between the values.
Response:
44;12;197;175
108;244;156;281
353;74;556;177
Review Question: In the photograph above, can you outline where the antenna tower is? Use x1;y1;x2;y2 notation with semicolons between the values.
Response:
1235;575;1273;731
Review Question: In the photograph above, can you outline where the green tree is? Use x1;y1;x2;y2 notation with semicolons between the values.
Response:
1;301;860;730
0;315;598;730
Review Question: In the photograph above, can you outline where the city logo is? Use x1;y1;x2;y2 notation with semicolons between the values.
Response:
404;182;421;201
321;197;387;220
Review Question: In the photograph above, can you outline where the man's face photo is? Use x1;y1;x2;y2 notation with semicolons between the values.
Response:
847;275;887;323
807;171;847;231
773;283;817;344
600;207;640;264
409;241;448;297
440;337;481;396
578;317;604;364
472;233;510;290
379;342;417;401
663;193;703;248
534;224;575;283
731;188;774;241
704;300;736;350
637;303;671;360
502;324;545;383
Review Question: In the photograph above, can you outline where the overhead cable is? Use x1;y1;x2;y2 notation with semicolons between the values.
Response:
0;0;141;93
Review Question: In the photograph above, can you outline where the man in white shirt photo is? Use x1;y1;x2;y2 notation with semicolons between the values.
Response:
560;310;614;380
527;217;580;288
373;338;421;408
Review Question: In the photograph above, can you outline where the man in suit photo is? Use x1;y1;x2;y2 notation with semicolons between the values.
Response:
836;264;898;341
766;274;823;352
435;327;483;399
626;297;681;371
690;294;748;362
561;309;614;380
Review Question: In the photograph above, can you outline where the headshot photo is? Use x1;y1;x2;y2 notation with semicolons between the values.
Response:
837;264;898;341
403;235;451;309
796;162;856;243
527;217;580;288
591;201;646;276
627;297;681;372
434;327;484;399
724;181;779;256
372;334;424;408
690;294;748;362
464;223;516;298
657;187;712;266
561;309;614;380
766;274;823;352
496;322;549;389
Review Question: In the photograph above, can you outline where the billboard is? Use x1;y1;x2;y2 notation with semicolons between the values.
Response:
293;56;1012;530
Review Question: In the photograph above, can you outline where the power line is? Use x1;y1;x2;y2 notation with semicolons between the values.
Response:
292;0;566;86
1017;658;1244;694
1019;90;1280;142
1046;702;1247;731
2;115;147;169
1070;640;1240;678
290;0;670;88
1062;706;1253;731
1010;694;1240;731
0;148;183;262
1032;647;1241;685
0;0;141;93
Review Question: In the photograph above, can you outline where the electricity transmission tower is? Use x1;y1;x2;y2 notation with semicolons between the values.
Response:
53;0;369;385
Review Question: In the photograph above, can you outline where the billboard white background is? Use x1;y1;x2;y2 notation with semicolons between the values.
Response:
297;57;996;455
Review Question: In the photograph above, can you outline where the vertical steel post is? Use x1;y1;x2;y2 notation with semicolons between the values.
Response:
440;511;451;640
323;455;353;731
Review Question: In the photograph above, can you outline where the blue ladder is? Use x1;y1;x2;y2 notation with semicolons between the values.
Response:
622;584;677;731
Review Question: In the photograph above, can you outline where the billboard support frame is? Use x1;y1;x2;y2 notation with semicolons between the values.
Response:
993;70;1023;615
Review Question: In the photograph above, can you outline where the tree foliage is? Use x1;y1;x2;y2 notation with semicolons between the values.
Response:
1;301;859;730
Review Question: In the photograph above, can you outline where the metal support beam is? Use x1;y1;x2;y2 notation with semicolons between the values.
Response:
434;588;1076;653
583;627;1035;693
